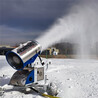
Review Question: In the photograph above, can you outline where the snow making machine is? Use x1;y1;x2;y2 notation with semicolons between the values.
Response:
5;40;59;98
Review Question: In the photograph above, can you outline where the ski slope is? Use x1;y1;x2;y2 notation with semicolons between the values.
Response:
0;56;98;98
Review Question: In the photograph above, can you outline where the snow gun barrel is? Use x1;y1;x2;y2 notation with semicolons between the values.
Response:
6;41;41;70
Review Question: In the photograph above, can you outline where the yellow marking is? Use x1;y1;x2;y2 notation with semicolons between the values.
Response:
42;93;60;98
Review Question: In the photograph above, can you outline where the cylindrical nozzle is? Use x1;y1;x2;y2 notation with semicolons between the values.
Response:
6;41;41;70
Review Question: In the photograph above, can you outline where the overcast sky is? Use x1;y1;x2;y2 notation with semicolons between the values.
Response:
0;0;80;45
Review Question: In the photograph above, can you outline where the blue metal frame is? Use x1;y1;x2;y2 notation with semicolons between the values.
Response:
25;70;34;84
24;51;41;67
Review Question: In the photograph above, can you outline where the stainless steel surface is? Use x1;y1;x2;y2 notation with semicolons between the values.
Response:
9;70;29;86
12;41;41;63
6;41;41;70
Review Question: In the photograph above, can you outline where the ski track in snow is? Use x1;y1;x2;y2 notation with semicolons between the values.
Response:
0;56;98;98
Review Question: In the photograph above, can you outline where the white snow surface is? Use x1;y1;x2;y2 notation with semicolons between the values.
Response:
0;56;98;98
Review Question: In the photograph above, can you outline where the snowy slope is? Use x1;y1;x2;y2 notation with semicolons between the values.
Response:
0;56;98;98
47;59;98;98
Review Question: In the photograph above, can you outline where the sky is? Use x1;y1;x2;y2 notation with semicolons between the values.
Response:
0;0;80;45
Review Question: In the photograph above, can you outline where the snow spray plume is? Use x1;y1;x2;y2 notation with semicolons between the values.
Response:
37;0;98;59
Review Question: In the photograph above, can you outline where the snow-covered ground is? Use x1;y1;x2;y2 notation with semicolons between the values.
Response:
0;56;98;98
